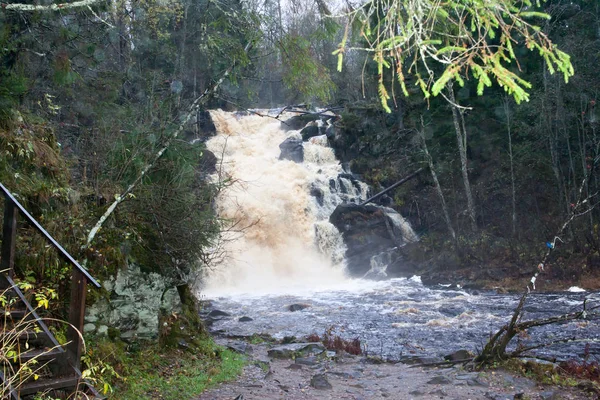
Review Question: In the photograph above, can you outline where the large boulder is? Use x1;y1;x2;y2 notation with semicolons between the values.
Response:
329;204;418;277
279;137;304;163
282;114;321;131
300;123;322;141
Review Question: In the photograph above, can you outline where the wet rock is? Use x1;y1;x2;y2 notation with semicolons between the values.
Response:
279;137;304;163
295;356;319;366
207;309;230;318
267;343;325;359
330;371;359;379
282;335;297;343
310;373;332;390
399;355;442;365
429;388;448;397
438;305;466;317
238;316;253;322
444;349;474;362
282;114;321;131
330;204;417;277
427;375;452;385
300;123;321;140
485;393;511;400
227;341;251;354
540;391;562;400
310;186;325;206
198;149;217;174
288;303;310;312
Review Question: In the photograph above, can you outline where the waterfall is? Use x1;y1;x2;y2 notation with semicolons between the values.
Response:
202;109;416;295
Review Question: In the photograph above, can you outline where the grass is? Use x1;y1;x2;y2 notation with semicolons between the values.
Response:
88;338;246;400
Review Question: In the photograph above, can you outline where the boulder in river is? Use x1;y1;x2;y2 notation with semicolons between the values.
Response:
300;123;322;141
329;204;418;277
279;137;304;163
282;114;321;131
288;303;310;312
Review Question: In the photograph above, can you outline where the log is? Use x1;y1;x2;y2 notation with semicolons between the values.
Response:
360;167;426;206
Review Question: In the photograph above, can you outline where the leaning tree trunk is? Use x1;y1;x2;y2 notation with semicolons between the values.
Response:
419;117;457;243
448;84;477;233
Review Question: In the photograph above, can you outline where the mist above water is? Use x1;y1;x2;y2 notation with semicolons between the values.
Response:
202;110;358;296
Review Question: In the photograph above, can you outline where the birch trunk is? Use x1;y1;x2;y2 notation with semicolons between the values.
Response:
448;84;477;232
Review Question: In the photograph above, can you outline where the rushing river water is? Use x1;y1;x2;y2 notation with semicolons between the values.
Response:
201;109;600;363
204;278;600;362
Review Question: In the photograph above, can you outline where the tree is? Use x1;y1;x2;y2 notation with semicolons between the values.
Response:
335;0;574;111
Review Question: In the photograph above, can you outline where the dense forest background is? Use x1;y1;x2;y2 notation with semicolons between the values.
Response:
1;0;600;308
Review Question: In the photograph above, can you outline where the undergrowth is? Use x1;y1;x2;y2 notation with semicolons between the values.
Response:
88;338;246;400
306;327;362;355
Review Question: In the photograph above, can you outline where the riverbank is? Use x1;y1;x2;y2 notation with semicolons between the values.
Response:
198;338;596;400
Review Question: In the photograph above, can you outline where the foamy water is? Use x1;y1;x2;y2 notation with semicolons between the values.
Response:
202;110;354;295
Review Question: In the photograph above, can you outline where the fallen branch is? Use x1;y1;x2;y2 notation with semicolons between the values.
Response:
1;0;106;11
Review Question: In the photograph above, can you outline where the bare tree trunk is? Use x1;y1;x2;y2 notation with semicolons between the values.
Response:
84;46;250;249
419;117;456;242
503;98;517;238
447;84;477;232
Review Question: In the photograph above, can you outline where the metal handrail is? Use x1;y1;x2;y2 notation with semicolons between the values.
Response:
0;183;101;288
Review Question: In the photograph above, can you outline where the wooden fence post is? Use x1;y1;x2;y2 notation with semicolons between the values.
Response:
1;196;18;279
67;268;87;370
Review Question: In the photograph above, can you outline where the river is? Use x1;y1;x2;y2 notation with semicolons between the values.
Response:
200;109;599;363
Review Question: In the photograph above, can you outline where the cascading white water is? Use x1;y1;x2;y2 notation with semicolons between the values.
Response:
202;110;357;295
202;109;417;295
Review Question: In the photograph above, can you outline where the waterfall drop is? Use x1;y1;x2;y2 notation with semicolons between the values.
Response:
202;109;416;295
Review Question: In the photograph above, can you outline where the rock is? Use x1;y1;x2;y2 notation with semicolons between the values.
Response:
329;204;418;277
540;391;562;400
288;303;310;312
199;150;217;174
279;137;304;163
444;349;474;362
409;389;426;396
439;306;466;317
427;375;452;385
238;316;253;322
227;341;251;354
485;393;511;400
267;343;325;359
207;309;231;318
399;355;443;365
330;371;359;379
310;186;324;206
429;389;448;397
282;114;321;131
310;373;332;390
295;356;319;366
97;325;108;335
282;335;297;343
286;363;303;370
300;124;321;141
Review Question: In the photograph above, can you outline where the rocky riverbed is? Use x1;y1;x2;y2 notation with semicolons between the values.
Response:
198;339;595;400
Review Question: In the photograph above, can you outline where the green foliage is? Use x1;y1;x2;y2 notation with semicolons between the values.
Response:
100;339;245;399
336;0;575;110
280;34;336;103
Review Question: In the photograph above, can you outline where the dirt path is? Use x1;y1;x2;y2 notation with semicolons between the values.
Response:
198;339;594;400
